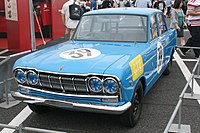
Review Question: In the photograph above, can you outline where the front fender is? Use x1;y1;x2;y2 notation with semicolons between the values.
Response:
121;76;145;102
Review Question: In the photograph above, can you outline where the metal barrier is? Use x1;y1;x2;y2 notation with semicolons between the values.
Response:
164;52;200;133
176;45;200;50
0;50;31;108
0;123;67;133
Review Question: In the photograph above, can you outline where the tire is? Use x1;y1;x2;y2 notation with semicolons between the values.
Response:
163;58;172;75
28;104;50;114
120;81;143;127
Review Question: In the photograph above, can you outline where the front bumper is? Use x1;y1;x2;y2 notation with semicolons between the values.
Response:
11;91;131;115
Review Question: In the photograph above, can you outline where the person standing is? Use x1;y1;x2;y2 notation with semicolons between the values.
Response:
178;0;200;58
90;0;97;10
61;0;80;39
182;0;188;15
135;0;148;8
85;0;91;12
113;0;120;8
154;0;166;13
166;0;172;17
124;0;131;7
170;0;186;46
102;0;111;8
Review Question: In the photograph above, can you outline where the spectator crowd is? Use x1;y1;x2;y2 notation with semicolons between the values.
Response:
62;0;200;58
79;0;176;14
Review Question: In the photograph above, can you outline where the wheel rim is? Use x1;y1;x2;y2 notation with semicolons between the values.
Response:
133;91;140;116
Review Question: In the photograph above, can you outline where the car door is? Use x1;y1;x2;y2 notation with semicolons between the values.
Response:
156;13;171;73
144;14;160;90
145;13;170;91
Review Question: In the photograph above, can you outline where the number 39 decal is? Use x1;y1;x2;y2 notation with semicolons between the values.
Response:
59;48;101;59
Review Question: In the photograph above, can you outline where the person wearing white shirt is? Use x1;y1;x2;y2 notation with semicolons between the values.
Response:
135;0;148;8
61;0;80;39
178;0;200;58
166;0;172;17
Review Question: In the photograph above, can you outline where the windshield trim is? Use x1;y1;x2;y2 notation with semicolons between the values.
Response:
72;14;148;43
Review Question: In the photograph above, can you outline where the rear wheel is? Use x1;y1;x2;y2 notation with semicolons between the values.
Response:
120;81;143;127
163;58;172;75
28;104;50;114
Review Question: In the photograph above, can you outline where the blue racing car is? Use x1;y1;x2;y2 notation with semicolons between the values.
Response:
12;8;176;127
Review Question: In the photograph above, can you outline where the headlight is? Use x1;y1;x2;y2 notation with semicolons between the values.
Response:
26;70;39;85
14;69;26;84
88;77;103;92
103;78;119;94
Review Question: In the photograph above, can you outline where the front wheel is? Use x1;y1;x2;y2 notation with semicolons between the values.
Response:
120;81;143;127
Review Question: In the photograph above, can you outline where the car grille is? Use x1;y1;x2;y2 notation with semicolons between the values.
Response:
35;72;89;94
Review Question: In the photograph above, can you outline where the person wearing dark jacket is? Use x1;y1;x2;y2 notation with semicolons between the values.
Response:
102;0;111;8
154;0;166;13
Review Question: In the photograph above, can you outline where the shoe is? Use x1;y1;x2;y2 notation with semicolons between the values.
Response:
177;48;186;57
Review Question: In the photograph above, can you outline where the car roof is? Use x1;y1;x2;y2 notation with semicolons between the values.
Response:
84;8;162;16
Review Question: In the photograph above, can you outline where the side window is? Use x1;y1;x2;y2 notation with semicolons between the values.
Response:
157;13;167;35
150;15;158;40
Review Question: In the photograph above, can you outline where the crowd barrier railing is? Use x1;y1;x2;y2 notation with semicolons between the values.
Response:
0;50;31;108
0;123;67;133
164;49;200;133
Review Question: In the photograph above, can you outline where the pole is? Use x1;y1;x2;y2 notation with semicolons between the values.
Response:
191;74;194;96
178;100;182;133
29;0;36;51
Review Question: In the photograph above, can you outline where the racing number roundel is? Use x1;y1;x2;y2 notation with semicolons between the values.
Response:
157;42;164;73
59;48;101;59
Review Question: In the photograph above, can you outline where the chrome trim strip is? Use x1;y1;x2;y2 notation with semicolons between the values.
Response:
72;77;76;91
48;75;52;88
12;91;131;115
18;85;118;99
38;72;42;86
59;76;65;93
85;78;89;92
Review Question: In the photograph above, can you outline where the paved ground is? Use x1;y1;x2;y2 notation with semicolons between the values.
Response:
1;57;199;133
0;19;200;133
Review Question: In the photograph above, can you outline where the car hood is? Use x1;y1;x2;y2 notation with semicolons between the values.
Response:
14;41;148;74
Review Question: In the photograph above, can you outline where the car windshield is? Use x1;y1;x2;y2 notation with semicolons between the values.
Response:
73;14;148;42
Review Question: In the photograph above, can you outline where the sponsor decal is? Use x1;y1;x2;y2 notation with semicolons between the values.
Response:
129;55;144;81
60;48;101;59
157;42;164;73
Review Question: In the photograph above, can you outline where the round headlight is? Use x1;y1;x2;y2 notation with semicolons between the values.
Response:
103;78;119;94
27;70;39;85
88;77;103;92
14;69;26;84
